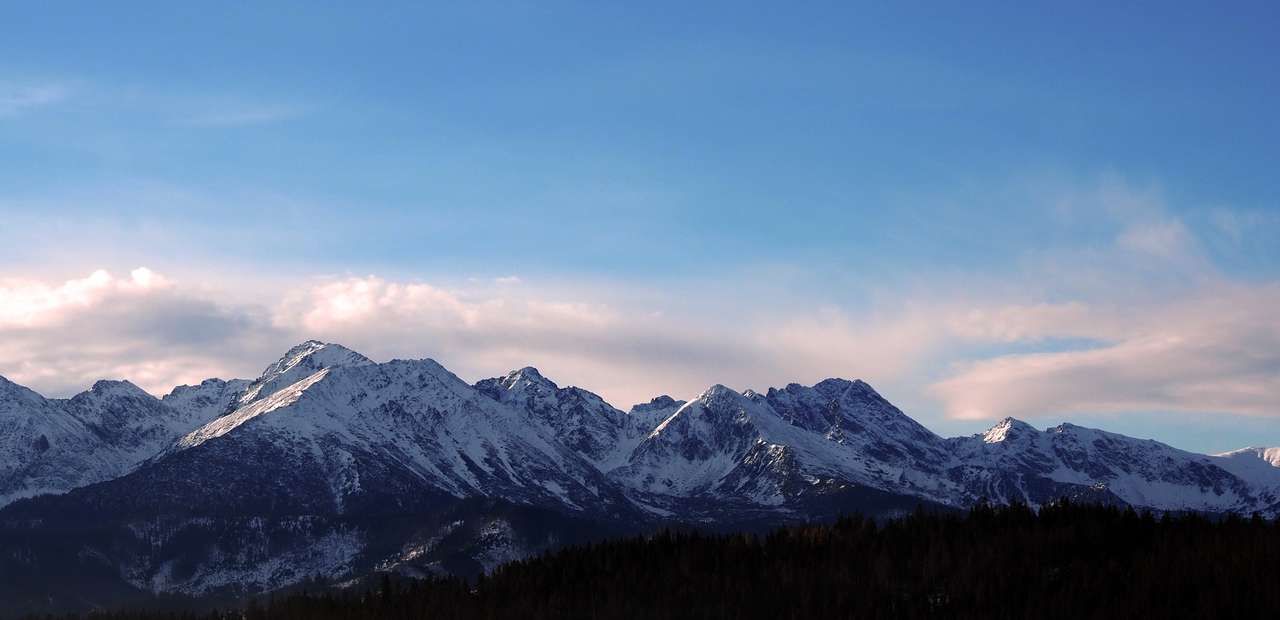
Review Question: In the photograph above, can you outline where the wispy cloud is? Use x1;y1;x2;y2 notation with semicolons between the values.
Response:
0;81;71;118
931;284;1280;420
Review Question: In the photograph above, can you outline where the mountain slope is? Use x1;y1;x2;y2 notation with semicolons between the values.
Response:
0;347;640;602
0;376;236;507
948;419;1280;513
474;367;665;471
611;380;959;512
1;340;1278;612
161;378;251;422
0;375;103;505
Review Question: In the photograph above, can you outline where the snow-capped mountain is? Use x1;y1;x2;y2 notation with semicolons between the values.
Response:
1;340;1278;613
0;375;103;506
947;419;1280;514
0;375;234;506
627;395;686;434
472;367;679;472
235;340;374;406
160;353;633;516
162;377;251;422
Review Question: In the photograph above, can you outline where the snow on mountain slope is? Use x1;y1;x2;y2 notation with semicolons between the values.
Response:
613;380;959;508
627;396;686;435
949;420;1274;513
1210;447;1280;500
0;376;239;507
474;368;633;470
235;340;372;406
1216;446;1280;468
60;380;209;464
4;340;1279;519
167;354;632;517
0;376;104;505
8;340;1280;609
0;348;643;600
472;368;680;472
612;378;1280;517
162;378;251;422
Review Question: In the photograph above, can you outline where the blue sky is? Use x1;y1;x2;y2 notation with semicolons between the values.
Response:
1;2;1278;453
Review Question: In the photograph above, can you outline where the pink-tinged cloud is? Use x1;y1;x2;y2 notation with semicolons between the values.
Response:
0;269;288;396
0;269;957;408
932;283;1280;420
1;256;1277;424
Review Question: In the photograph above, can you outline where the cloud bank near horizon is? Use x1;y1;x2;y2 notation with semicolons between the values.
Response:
1;223;1276;428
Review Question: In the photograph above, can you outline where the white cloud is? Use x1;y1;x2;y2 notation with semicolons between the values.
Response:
0;269;288;396
1;255;1277;426
0;179;1275;426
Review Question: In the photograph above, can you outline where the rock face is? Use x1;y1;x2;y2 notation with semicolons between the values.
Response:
1;341;1278;613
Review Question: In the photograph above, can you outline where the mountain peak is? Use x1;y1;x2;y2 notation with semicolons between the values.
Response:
639;395;681;409
239;341;374;406
700;384;739;399
87;379;152;400
475;367;560;402
982;417;1036;443
263;341;372;376
503;366;557;388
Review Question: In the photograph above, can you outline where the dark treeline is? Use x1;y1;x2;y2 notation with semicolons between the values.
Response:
26;501;1280;619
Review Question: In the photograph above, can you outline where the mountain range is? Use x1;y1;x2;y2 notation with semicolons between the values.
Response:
2;341;1277;613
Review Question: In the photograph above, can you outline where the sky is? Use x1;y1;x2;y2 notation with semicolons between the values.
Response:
1;2;1278;453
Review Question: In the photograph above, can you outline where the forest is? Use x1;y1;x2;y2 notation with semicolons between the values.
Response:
23;500;1280;619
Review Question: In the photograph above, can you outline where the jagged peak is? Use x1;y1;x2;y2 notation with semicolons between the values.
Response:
814;377;854;393
475;367;562;402
238;341;374;406
165;377;245;396
701;384;737;398
1050;422;1082;434
260;341;372;377
87;379;153;400
764;378;880;401
502;366;558;389
983;417;1036;443
636;395;681;409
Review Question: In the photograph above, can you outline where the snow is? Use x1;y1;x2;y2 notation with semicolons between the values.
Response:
0;373;246;507
236;340;373;406
6;335;1280;603
162;378;251;421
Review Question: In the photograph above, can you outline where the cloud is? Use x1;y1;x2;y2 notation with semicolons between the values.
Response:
1117;217;1197;262
932;283;1280;420
0;269;288;396
0;269;964;409
0;82;70;118
0;177;1275;425
270;275;762;407
1;250;1278;428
